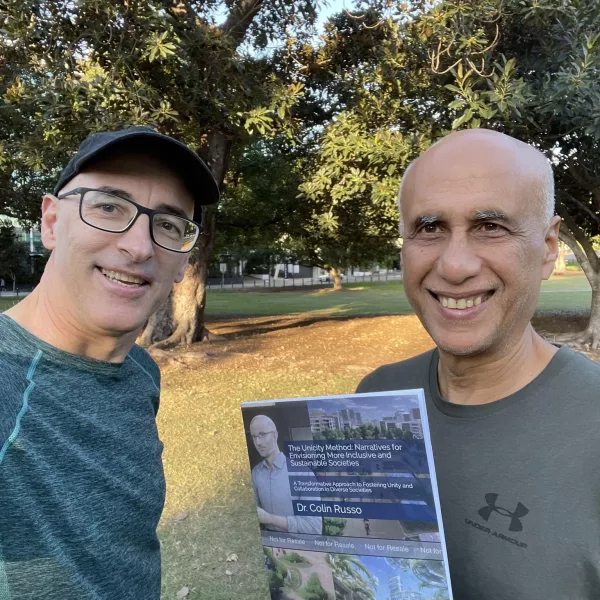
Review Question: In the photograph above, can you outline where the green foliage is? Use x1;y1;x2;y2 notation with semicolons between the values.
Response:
0;0;321;221
264;548;288;596
420;0;600;239
323;517;347;536
387;558;449;592
0;220;42;286
0;221;20;275
285;5;447;273
300;573;330;600
285;552;310;565
293;112;413;272
313;423;385;440
326;553;377;600
216;138;305;267
287;566;303;590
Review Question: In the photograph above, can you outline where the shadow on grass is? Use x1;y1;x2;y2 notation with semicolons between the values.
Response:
204;309;592;350
152;312;423;371
208;313;391;341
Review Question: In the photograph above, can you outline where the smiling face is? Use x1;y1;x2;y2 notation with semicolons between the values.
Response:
400;130;560;357
40;152;195;336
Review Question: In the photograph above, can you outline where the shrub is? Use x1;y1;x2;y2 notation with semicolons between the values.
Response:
286;552;307;564
301;573;330;600
323;518;346;536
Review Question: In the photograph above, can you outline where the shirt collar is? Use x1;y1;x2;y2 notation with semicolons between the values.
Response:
261;451;286;470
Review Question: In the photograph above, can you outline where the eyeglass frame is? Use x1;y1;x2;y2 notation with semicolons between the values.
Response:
56;186;203;254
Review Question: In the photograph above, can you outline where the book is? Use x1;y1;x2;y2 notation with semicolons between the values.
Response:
241;390;453;600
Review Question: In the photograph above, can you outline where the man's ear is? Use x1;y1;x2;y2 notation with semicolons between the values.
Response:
541;215;561;280
41;194;59;251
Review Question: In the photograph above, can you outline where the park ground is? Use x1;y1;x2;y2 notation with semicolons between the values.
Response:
1;273;594;599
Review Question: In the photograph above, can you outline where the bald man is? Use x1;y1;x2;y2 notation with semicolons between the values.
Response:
357;130;600;599
249;415;322;535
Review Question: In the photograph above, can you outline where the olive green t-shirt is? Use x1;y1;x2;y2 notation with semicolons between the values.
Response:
0;314;165;599
357;346;600;600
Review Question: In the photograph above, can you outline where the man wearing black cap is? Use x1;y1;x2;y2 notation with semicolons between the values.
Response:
0;127;219;599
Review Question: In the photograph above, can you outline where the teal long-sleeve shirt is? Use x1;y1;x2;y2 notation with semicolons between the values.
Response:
0;314;165;600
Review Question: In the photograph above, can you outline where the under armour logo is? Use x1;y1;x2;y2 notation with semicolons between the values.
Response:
478;493;529;532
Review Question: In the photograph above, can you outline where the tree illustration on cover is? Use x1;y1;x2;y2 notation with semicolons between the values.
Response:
326;554;377;600
386;558;449;597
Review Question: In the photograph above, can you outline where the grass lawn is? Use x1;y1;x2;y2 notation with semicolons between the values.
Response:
1;273;592;317
0;297;20;312
204;272;591;317
157;347;365;600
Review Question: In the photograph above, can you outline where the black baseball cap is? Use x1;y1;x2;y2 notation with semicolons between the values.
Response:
53;126;220;222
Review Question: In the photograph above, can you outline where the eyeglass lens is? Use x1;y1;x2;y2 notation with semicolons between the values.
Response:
81;190;198;252
251;431;274;441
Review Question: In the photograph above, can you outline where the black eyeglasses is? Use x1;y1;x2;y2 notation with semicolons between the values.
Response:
57;187;201;253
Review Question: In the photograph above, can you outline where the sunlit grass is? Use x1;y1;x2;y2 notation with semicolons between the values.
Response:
158;366;360;600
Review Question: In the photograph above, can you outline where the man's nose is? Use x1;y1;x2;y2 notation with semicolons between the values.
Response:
436;231;482;284
116;214;155;262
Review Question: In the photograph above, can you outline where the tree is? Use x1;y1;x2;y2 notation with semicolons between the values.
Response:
295;113;414;290
301;573;330;600
0;0;320;346
386;558;449;596
325;553;377;600
264;548;287;596
288;8;446;290
214;138;307;274
323;517;346;536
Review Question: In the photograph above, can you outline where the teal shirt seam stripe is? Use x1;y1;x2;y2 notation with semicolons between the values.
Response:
127;355;160;393
0;349;43;465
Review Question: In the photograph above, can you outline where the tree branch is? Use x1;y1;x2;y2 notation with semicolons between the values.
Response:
557;208;600;276
220;0;264;48
568;160;600;195
559;190;600;228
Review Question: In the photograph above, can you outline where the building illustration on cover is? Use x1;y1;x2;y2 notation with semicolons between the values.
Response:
310;403;423;440
242;391;453;600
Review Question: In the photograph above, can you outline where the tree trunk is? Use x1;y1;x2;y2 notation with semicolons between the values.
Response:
553;241;566;275
140;131;231;349
329;266;343;291
584;287;600;350
137;290;173;347
558;221;600;349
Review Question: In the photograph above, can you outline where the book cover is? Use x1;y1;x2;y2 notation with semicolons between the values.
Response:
241;390;453;600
